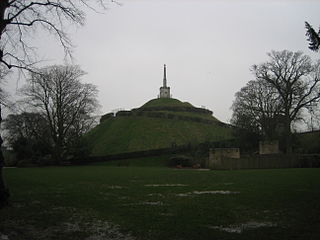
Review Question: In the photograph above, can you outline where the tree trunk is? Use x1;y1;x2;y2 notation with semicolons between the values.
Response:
54;139;64;165
0;105;9;208
284;115;292;154
0;1;10;208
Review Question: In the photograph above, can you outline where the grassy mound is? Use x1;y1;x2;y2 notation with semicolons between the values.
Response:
141;98;194;108
87;98;233;156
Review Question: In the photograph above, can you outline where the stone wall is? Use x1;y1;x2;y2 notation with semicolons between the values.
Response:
259;141;279;155
207;148;240;169
207;154;320;170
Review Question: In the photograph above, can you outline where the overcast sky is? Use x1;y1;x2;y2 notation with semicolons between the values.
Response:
7;0;320;123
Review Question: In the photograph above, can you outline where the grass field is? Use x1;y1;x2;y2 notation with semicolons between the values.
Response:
1;165;320;240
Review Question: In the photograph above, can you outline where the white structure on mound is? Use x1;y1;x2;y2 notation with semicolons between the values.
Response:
159;64;171;98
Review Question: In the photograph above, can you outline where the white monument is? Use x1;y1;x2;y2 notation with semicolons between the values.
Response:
159;64;171;98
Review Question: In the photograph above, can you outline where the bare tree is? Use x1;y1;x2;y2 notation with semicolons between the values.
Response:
0;65;10;208
0;0;114;207
21;65;99;163
231;79;282;140
252;50;320;153
305;22;320;52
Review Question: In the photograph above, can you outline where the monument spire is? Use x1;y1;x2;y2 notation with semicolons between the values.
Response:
163;64;167;87
159;64;171;99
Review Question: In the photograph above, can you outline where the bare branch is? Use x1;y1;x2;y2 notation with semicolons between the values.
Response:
0;0;116;72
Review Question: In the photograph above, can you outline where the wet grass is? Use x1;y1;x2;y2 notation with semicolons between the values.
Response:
1;166;320;240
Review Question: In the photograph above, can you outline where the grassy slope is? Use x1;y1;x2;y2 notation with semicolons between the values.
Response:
2;167;320;240
87;98;231;156
86;116;233;156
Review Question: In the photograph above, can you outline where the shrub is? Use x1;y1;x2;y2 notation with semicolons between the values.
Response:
169;155;194;167
17;159;38;168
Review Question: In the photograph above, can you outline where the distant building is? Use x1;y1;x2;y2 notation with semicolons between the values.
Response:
159;64;171;98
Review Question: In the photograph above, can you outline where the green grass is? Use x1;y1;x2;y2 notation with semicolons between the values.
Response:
86;116;233;156
141;98;194;108
1;166;320;240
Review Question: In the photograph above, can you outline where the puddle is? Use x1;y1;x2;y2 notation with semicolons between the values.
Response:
176;193;190;197
147;193;164;197
145;184;187;187
207;221;277;233
141;201;163;206
107;185;124;189
160;213;174;217
193;190;239;195
176;190;239;196
123;201;164;206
